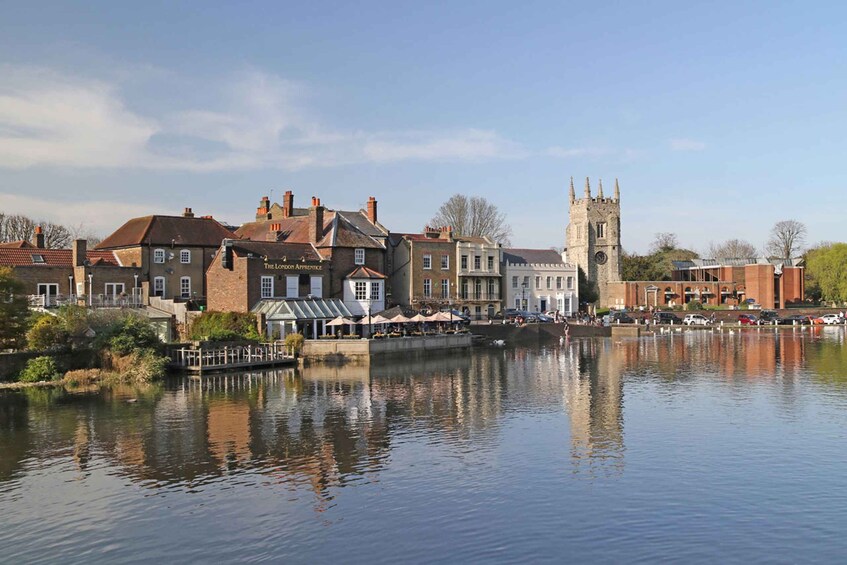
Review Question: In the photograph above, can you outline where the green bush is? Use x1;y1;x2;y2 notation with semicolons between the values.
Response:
284;332;304;354
686;300;704;311
189;312;260;342
27;315;70;351
104;316;161;355
19;356;60;383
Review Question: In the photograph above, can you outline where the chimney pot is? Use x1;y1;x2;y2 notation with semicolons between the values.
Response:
183;207;194;218
366;196;378;224
32;226;45;248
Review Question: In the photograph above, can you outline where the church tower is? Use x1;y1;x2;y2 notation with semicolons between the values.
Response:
565;177;622;307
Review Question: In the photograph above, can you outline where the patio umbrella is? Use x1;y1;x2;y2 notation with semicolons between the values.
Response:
424;313;441;322
371;314;392;325
390;314;412;323
433;311;455;322
327;315;355;326
409;313;428;323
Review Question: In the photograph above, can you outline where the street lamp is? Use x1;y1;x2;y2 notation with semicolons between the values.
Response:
521;281;527;311
87;273;93;306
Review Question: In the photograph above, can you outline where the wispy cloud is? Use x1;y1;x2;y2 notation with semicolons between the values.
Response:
0;66;525;171
670;138;706;151
545;146;611;159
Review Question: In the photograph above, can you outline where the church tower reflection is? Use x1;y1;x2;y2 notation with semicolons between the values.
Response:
563;339;625;477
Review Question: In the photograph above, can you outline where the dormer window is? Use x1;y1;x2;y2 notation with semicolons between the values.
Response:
180;249;191;264
31;254;45;264
354;248;365;265
153;249;165;264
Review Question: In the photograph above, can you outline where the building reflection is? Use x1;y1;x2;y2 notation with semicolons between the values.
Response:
4;328;847;497
562;340;625;477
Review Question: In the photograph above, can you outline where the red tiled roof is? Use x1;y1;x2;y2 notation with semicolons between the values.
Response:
346;266;387;279
0;248;121;267
0;240;35;249
96;215;237;249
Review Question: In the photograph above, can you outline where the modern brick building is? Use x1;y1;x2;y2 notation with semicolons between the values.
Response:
606;257;805;310
96;209;236;303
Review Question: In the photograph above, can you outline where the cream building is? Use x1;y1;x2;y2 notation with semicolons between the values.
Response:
501;248;578;316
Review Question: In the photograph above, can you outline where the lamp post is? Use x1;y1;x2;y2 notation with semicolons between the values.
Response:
133;274;139;306
87;273;93;307
521;281;527;311
68;275;73;301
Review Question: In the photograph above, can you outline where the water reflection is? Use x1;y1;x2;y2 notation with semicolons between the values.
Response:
2;328;847;494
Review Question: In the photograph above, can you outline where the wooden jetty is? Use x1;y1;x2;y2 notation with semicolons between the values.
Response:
170;342;295;375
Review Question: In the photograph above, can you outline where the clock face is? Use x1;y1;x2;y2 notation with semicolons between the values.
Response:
595;251;608;265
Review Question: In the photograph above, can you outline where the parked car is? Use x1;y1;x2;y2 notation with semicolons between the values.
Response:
653;312;683;325
758;310;780;325
609;311;635;324
683;314;709;326
817;314;843;325
738;314;758;326
779;315;811;325
535;313;554;323
495;309;521;322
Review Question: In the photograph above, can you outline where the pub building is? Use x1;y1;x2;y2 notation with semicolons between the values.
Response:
206;239;353;339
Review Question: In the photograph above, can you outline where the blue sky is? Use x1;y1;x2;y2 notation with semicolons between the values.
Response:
0;1;845;253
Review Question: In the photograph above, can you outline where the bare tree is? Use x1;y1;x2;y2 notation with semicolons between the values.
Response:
3;214;36;242
649;232;679;253
0;213;83;248
707;238;758;259
68;223;103;247
428;194;513;245
766;220;807;259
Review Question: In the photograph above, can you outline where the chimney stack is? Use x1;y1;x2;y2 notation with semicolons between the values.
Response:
366;196;378;224
183;207;194;218
72;239;87;267
32;226;45;249
256;196;271;220
282;190;294;218
309;197;324;243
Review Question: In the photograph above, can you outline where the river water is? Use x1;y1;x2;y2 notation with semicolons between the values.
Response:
2;328;847;563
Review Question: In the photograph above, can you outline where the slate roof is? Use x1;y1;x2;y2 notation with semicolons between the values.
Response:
502;248;565;265
337;210;387;238
0;248;122;267
237;211;384;250
96;215;237;249
228;240;321;262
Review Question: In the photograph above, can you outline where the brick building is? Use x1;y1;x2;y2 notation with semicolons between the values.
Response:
606;257;805;310
206;240;326;312
388;226;457;314
237;192;388;316
0;228;141;308
96;209;236;303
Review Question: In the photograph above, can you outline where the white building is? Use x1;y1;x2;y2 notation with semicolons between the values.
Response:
501;249;578;316
455;236;502;320
343;266;386;316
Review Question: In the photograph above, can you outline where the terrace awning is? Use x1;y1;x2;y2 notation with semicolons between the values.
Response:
252;298;354;322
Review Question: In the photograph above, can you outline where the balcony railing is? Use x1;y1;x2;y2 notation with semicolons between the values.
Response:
28;294;144;309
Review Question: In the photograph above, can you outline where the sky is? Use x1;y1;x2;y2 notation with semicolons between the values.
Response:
0;1;845;254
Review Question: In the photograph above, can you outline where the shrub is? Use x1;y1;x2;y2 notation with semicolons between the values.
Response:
284;332;305;354
27;315;70;351
189;312;260;341
686;300;704;311
19;356;60;383
105;316;161;355
122;349;169;383
63;369;103;387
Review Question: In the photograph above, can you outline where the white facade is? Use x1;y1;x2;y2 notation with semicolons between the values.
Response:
343;277;385;316
501;250;578;316
455;236;502;320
